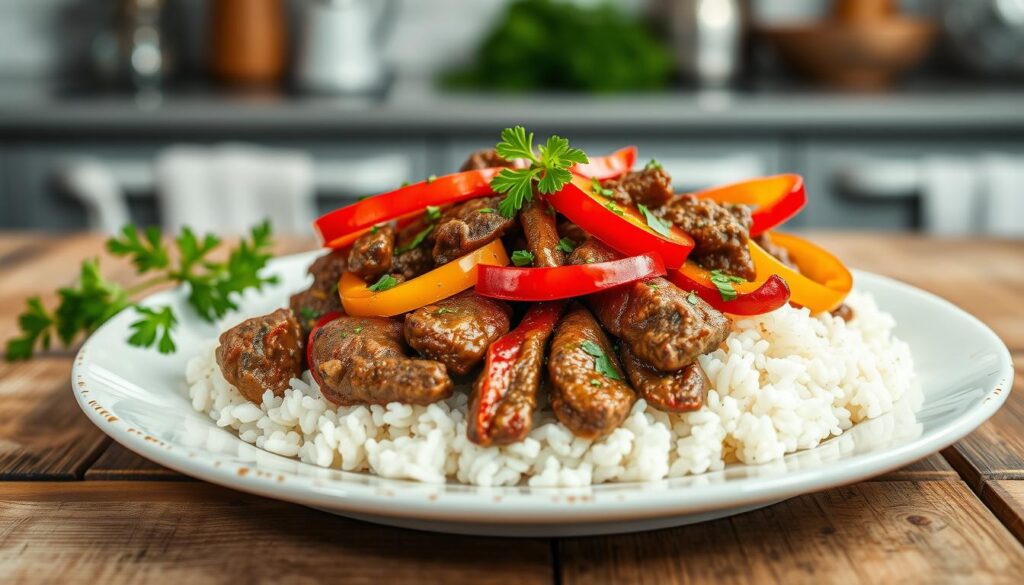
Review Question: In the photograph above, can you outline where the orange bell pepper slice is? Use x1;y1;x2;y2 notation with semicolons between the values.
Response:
339;239;510;317
751;232;852;314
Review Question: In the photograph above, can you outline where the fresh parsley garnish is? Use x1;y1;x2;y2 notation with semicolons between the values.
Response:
709;270;746;301
367;274;399;292
478;207;495;214
490;126;588;218
646;281;661;289
5;221;277;361
604;202;624;216
395;225;434;255
589;379;603;388
425;205;442;222
686;291;699;305
591;178;614;198
511;250;535;267
353;325;364;334
557;237;577;254
426;175;438;184
580;340;621;380
638;203;672;237
370;224;380;234
299;307;321;323
435;307;456;315
645;158;663;171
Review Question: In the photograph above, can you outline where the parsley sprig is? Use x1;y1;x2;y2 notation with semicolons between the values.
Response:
4;221;278;361
580;340;622;381
490;126;589;218
638;203;673;237
709;269;747;301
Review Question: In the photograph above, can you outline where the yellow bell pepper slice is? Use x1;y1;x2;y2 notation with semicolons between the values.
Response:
339;239;510;317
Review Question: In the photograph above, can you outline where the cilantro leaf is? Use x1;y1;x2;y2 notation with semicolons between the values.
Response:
368;274;399;292
638;203;673;237
536;165;573;195
107;225;169;272
709;269;746;302
425;205;442;222
511;250;535;266
540;135;588;167
557;237;577;254
491;167;538;218
395;225;435;255
579;340;621;380
4;297;55;361
127;305;178;353
54;259;131;344
494;126;536;161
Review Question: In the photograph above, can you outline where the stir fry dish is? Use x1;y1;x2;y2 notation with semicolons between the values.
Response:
215;127;854;448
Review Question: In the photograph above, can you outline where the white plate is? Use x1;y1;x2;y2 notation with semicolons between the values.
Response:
72;252;1014;537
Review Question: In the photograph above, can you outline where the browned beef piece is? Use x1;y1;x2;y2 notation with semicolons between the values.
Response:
754;232;795;268
661;194;756;280
289;250;346;333
520;198;565;268
391;217;436;280
557;219;587;246
831;304;855;321
460;149;513;171
347;224;395;282
620;345;708;412
309;316;452;406
404;291;512;375
548;303;635;439
432;196;517;265
604;167;674;209
216;308;305;403
570;239;731;372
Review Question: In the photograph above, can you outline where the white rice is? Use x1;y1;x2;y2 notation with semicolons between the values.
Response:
185;291;914;487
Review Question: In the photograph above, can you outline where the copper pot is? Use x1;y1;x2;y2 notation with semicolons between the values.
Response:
208;0;286;85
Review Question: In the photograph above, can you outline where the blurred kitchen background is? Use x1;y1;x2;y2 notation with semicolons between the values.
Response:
1;0;1023;236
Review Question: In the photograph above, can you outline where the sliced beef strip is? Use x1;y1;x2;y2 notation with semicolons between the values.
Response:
661;194;756;280
556;219;588;247
404;291;512;375
216;308;305;403
468;319;552;446
433;196;517;265
604;167;675;209
460;148;513;172
347;224;395;282
391;217;437;281
289;249;346;334
309;316;452;406
570;238;731;372
520;197;565;268
620;345;708;412
548;303;635;439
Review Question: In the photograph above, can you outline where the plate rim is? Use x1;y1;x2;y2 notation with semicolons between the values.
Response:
70;262;1015;525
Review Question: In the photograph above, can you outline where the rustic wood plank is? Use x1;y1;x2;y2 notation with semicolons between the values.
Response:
0;482;554;585
560;481;1024;585
0;357;109;479
981;480;1024;544
84;443;187;481
873;453;958;482
944;353;1024;489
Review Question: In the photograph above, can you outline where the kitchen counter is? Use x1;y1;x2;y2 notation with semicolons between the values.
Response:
2;76;1024;136
1;232;1023;583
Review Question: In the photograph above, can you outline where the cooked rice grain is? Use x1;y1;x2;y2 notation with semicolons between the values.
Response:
186;291;913;487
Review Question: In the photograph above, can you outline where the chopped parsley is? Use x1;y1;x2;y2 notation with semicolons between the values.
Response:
686;291;699;305
604;202;624;216
557;237;577;254
646;281;661;289
435;307;456;315
352;325;364;334
709;270;746;301
489;126;589;218
395;225;434;255
645;158;663;171
638;203;672;237
589;379;603;388
511;249;535;267
299;307;321;322
478;207;495;214
580;340;621;380
425;205;442;222
367;274;399;292
590;178;614;198
426;174;438;184
400;180;411;188
370;224;381;234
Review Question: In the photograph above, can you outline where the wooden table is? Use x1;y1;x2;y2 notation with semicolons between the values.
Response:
1;233;1023;584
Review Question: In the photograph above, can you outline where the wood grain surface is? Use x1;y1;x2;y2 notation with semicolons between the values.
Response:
0;233;1021;584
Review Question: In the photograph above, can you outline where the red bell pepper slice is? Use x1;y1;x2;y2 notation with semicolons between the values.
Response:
669;265;790;316
476;252;666;301
695;174;807;237
571;146;637;181
306;311;343;386
468;301;567;446
313;168;502;249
